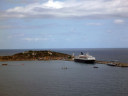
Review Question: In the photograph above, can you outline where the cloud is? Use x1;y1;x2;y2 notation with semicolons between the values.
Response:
86;23;103;26
1;0;128;19
114;19;125;24
5;0;47;4
0;23;56;29
8;33;24;38
23;37;48;42
22;34;55;42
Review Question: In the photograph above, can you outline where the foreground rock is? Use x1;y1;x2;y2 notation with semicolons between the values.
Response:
0;50;72;61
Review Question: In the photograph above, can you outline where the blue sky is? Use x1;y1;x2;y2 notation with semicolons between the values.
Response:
0;0;128;49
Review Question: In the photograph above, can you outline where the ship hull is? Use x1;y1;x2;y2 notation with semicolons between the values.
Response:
74;59;95;64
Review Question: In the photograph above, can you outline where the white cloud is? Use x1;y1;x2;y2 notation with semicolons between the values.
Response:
114;19;125;24
86;23;103;26
0;23;56;29
5;0;47;5
1;0;128;19
43;0;63;9
22;35;55;42
8;33;24;38
23;37;48;42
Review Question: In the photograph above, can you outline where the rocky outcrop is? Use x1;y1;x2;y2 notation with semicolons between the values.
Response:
96;60;128;67
0;50;72;61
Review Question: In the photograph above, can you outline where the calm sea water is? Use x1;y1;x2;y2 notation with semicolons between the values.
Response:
0;60;128;96
0;48;128;96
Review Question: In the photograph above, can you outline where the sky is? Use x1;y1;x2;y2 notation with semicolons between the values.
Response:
0;0;128;49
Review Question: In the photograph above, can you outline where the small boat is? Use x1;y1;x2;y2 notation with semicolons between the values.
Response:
2;64;8;66
93;66;99;68
74;52;96;64
61;67;68;70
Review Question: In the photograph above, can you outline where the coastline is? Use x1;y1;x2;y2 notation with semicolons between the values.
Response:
0;50;128;67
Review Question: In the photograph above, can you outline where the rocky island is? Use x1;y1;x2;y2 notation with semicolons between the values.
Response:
0;50;72;61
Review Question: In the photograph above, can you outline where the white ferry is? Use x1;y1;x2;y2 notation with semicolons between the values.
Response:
74;52;96;63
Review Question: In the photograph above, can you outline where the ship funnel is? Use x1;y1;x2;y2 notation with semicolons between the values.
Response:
81;52;83;55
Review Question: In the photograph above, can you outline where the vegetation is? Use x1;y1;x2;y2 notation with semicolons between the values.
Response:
0;50;73;61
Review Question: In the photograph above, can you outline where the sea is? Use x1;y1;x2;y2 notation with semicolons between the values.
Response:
0;48;128;96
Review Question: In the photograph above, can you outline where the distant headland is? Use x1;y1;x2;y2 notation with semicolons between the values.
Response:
0;50;72;61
